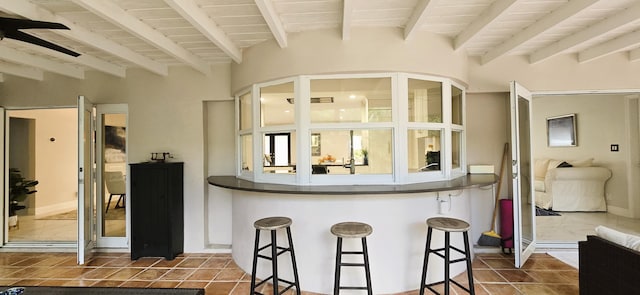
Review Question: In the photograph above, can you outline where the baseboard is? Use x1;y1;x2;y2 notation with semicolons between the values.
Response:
35;200;77;218
607;205;632;218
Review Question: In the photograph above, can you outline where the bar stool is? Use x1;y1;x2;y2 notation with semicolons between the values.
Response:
419;217;475;295
250;216;301;295
331;221;373;295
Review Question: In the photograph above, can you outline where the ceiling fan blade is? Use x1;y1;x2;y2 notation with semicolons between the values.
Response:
0;17;69;30
5;30;80;57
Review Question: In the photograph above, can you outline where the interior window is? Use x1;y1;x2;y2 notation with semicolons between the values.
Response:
310;129;392;175
408;79;442;123
260;82;295;127
310;78;392;123
407;129;442;172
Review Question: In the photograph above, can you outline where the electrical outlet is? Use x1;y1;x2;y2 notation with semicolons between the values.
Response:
611;144;619;152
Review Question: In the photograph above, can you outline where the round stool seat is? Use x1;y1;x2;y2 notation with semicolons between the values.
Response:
426;217;470;232
331;222;373;238
254;216;292;230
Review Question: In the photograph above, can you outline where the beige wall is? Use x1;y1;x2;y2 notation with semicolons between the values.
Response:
231;28;469;93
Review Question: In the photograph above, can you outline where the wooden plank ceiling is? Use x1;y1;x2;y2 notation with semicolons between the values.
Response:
0;0;639;80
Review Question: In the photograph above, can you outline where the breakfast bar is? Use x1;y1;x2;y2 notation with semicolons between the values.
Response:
208;174;497;294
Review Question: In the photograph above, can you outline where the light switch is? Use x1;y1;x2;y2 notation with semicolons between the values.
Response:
611;144;619;152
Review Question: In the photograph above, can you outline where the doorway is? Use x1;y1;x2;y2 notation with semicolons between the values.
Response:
6;108;77;243
532;92;640;246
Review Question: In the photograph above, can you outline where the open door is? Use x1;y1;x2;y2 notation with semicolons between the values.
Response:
0;107;5;245
510;81;536;268
78;96;96;264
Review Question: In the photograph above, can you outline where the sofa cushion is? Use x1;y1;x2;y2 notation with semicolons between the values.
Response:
595;225;640;251
569;158;594;167
534;158;550;179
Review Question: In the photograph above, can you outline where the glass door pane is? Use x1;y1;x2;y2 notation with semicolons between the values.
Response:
101;113;127;238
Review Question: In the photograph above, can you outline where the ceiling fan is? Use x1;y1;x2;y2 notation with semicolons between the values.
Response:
0;16;80;57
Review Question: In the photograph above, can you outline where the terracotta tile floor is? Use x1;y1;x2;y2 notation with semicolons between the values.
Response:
0;252;578;294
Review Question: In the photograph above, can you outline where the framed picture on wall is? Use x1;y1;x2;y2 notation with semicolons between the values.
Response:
547;114;577;147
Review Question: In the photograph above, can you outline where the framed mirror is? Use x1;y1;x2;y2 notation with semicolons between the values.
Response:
547;113;577;147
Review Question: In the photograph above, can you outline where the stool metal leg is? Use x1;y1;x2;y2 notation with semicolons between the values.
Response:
361;237;373;295
419;227;433;295
333;237;343;295
444;232;450;295
463;231;475;295
271;230;278;295
286;227;301;295
250;229;260;295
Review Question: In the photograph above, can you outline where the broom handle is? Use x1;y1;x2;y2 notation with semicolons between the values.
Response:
490;143;509;232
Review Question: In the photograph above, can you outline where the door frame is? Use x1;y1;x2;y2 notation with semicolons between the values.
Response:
531;89;640;248
1;106;78;248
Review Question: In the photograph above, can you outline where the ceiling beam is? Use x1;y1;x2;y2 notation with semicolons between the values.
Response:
164;0;242;64
0;61;44;81
454;0;517;50
342;0;354;41
0;0;168;76
254;0;287;48
481;0;599;64
579;30;640;63
530;2;640;64
630;48;640;62
0;46;84;79
404;0;434;40
74;0;210;75
25;44;126;78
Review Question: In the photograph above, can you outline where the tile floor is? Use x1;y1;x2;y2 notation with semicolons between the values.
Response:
0;251;578;295
536;211;640;242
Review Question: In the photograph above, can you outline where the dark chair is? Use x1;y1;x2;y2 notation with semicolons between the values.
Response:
312;165;329;174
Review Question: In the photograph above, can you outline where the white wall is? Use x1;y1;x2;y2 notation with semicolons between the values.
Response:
532;94;630;213
205;100;235;247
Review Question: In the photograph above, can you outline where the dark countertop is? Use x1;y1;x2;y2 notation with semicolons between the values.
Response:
207;174;498;195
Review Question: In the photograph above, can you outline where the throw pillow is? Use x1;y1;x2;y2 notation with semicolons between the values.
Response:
557;161;573;168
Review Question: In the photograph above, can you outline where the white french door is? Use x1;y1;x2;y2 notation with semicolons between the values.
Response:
0;107;5;245
510;81;536;267
78;96;96;264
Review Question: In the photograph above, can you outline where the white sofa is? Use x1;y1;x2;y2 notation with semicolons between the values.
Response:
534;158;612;211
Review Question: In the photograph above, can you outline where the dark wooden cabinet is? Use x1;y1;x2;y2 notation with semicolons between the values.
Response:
130;162;184;260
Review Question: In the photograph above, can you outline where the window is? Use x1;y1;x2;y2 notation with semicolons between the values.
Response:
260;82;295;127
452;130;462;169
237;73;465;184
452;85;463;125
240;134;252;172
310;129;392;175
407;129;441;172
239;92;252;130
408;79;442;123
310;78;392;123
